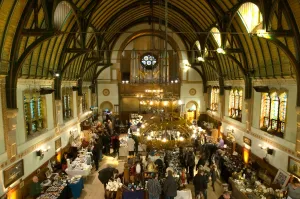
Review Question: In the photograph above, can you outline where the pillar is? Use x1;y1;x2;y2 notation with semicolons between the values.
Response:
55;100;63;126
244;99;253;132
219;94;225;119
78;96;83;117
296;107;300;155
5;109;18;159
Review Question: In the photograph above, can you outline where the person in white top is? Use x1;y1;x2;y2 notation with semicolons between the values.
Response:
127;136;136;156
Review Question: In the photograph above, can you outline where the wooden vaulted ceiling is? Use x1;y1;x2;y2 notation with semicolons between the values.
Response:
1;0;300;108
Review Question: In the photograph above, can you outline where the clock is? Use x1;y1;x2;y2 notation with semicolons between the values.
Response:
102;89;110;96
189;88;196;96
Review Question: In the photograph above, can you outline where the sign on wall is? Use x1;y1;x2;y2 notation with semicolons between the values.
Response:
243;136;252;146
3;159;24;188
55;137;62;151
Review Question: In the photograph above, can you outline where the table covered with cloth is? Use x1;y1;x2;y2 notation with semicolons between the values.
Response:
175;189;193;199
37;185;72;199
122;190;144;199
229;178;260;199
68;177;84;199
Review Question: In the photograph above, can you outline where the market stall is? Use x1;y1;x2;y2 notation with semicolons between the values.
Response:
65;150;92;177
38;175;83;199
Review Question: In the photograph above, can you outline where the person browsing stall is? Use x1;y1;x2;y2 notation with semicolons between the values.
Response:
218;191;231;199
163;170;177;199
147;173;161;199
30;176;42;199
283;177;300;199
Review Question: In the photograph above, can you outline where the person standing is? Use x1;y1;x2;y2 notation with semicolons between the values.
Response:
92;142;99;170
196;154;206;170
186;150;196;183
30;176;42;199
147;173;161;199
193;169;209;199
283;177;300;199
97;133;103;161
218;191;231;199
127;136;135;156
163;170;177;199
98;167;119;189
210;164;218;192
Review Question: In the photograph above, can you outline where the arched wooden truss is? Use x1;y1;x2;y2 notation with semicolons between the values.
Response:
0;0;299;109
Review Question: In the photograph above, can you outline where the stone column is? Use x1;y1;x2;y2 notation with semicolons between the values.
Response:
203;93;208;110
55;100;63;126
244;99;253;132
77;96;83;117
296;107;300;155
6;109;18;159
219;94;225;119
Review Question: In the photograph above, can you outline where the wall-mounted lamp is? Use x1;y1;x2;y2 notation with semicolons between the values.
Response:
36;147;50;159
258;144;274;154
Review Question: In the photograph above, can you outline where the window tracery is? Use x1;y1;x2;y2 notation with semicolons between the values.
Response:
260;91;287;137
229;88;243;121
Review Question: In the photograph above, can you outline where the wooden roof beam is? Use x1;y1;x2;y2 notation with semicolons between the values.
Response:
65;48;93;53
22;29;55;36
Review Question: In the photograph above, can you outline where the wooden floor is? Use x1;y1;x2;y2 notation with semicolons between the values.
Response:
78;155;224;199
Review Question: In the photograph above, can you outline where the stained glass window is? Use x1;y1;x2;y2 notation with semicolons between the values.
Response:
260;91;287;137
229;88;243;121
63;87;73;120
141;54;157;70
24;93;45;137
210;87;219;111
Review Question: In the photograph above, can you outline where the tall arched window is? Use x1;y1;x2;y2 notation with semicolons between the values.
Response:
211;27;221;47
229;88;243;121
210;87;219;111
260;91;287;137
238;2;263;33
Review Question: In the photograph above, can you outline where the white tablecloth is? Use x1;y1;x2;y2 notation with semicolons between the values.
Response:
65;165;92;177
65;156;92;177
175;190;192;199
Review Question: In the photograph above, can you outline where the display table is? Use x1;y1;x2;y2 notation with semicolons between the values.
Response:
65;154;92;177
37;185;72;199
122;190;144;199
65;166;91;177
68;177;84;199
229;178;259;199
175;189;193;199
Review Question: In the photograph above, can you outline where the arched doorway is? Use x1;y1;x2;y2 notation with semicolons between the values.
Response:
186;101;198;123
99;101;114;121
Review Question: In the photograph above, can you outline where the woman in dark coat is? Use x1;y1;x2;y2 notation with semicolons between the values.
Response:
98;167;119;189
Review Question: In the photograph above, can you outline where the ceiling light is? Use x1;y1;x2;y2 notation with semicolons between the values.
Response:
55;73;60;77
197;57;205;62
217;47;226;54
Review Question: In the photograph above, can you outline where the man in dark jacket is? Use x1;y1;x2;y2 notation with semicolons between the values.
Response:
193;169;209;199
92;142;99;170
163;170;177;199
186;150;195;183
98;167;118;189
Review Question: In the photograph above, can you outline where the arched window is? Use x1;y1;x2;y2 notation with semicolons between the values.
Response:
24;91;46;138
195;40;201;51
211;27;221;47
238;2;263;33
229;88;243;121
210;87;219;111
54;1;72;30
260;91;287;137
